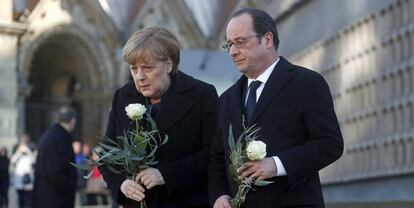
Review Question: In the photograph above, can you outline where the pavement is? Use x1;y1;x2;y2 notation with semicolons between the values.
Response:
6;186;113;208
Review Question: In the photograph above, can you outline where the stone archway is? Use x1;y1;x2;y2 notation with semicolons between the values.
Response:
23;26;109;144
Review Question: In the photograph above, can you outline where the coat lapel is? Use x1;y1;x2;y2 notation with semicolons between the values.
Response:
250;57;294;124
229;76;247;129
155;93;192;132
155;72;194;132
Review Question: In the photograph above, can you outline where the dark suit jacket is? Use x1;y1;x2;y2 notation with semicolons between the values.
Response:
33;124;77;208
101;71;218;208
209;57;343;208
0;155;9;194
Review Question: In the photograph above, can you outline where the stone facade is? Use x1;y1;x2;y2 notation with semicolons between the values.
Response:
0;0;121;146
289;0;414;183
130;0;206;48
0;22;26;148
277;0;414;205
0;0;28;148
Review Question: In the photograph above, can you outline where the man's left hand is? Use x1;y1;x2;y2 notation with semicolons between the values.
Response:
237;157;277;181
135;167;165;189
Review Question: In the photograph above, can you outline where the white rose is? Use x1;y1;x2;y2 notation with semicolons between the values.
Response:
246;140;267;161
125;103;146;120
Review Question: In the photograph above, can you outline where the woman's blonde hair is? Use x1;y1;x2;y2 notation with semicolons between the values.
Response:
123;27;180;75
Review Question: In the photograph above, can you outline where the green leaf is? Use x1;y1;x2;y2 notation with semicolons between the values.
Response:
71;109;169;180
119;132;130;149
99;142;120;152
70;162;92;171
235;131;244;149
145;112;157;130
245;125;261;141
106;152;128;162
107;165;122;174
128;155;145;161
228;125;235;150
138;165;149;169
146;144;158;158
101;135;119;145
145;160;158;166
83;170;94;179
254;179;274;186
98;152;116;161
160;134;168;145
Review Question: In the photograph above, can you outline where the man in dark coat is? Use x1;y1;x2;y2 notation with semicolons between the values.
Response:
209;8;344;208
33;106;77;208
0;147;9;208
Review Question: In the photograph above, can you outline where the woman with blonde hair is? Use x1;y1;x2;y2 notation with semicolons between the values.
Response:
100;27;218;208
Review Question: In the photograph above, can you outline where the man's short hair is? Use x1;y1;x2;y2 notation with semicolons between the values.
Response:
58;106;77;123
230;8;279;51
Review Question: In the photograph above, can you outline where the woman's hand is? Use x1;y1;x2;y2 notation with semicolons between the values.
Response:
136;167;165;189
120;179;145;202
213;195;232;208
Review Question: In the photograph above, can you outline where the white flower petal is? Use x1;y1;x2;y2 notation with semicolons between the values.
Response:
246;140;267;161
125;103;146;120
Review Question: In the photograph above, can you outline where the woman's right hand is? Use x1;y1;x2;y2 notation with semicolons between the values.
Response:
120;179;145;202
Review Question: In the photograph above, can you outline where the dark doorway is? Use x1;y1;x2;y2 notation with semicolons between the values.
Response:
25;33;103;144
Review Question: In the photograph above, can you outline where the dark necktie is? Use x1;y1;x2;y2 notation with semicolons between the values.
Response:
245;80;261;123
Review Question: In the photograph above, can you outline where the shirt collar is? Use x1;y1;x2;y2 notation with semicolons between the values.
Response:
247;57;280;87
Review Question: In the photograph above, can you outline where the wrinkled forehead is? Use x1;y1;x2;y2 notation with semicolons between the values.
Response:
225;13;255;40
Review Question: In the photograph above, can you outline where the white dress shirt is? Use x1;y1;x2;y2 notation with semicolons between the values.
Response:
245;57;287;176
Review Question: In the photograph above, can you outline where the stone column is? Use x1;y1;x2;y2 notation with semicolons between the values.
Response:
0;22;27;149
0;0;12;22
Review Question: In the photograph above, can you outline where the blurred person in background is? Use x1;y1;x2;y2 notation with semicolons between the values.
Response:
0;147;9;208
72;140;87;205
11;134;35;208
72;141;82;165
33;106;78;208
84;146;108;206
81;144;91;155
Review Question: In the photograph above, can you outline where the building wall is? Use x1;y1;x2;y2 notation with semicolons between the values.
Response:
0;0;27;149
276;0;414;205
0;0;121;146
274;0;395;57
131;0;206;48
0;25;26;148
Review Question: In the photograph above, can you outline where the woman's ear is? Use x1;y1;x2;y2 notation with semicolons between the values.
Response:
166;58;173;73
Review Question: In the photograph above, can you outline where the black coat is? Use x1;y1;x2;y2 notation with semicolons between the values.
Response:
209;57;344;208
33;124;77;208
100;71;218;208
0;157;9;181
0;156;9;192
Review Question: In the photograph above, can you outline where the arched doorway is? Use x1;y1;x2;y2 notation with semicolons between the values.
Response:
24;31;106;144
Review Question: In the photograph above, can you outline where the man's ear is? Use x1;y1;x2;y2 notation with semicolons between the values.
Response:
264;32;274;49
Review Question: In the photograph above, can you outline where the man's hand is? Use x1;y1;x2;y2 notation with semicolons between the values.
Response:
237;157;277;181
213;195;232;208
120;179;145;202
136;167;165;189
